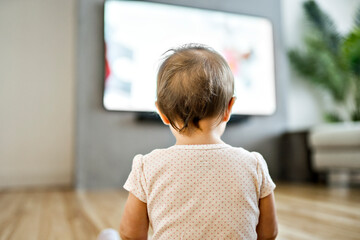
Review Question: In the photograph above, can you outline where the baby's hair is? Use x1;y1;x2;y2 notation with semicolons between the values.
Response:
156;43;234;134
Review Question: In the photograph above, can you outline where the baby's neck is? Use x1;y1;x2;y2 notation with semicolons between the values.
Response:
175;131;225;145
172;120;226;145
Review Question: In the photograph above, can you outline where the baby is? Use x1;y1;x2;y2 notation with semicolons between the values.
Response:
99;44;277;240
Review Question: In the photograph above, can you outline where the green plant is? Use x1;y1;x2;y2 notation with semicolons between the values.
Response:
288;0;360;122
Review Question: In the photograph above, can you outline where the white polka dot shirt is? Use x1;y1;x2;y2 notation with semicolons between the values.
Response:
124;143;275;239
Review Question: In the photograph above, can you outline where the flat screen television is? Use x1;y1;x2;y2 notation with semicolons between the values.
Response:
103;0;276;116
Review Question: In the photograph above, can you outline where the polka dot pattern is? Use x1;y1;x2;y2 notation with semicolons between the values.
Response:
123;144;275;239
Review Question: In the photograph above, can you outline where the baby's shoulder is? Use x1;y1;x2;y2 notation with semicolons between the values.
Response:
227;145;258;157
139;147;172;163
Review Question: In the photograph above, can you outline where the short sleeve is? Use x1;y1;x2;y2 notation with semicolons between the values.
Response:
123;154;147;203
252;152;276;199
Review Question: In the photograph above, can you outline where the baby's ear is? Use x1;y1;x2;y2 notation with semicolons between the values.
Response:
155;102;170;125
223;97;236;122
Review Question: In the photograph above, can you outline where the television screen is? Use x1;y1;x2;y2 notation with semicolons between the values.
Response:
103;0;276;115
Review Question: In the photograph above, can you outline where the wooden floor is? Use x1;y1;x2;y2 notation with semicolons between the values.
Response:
0;184;359;240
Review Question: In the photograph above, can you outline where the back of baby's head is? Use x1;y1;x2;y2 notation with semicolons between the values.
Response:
156;44;234;133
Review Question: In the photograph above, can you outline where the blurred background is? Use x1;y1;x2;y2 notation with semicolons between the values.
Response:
1;0;359;190
1;1;360;239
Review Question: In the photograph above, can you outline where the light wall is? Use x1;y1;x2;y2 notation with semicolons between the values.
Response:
0;0;75;187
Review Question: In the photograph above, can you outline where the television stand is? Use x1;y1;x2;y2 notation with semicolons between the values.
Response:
136;112;250;124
